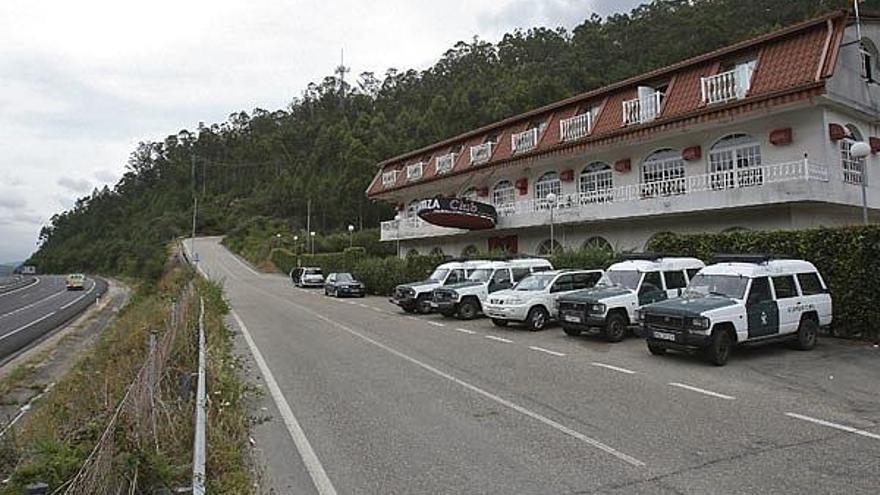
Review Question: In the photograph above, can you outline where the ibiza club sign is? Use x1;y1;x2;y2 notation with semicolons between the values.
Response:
416;197;498;230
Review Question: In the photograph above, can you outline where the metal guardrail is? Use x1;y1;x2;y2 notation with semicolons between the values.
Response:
192;297;207;494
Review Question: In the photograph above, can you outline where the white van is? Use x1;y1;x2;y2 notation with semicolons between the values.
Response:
390;260;489;314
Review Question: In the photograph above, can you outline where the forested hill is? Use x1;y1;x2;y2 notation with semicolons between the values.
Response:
29;0;871;279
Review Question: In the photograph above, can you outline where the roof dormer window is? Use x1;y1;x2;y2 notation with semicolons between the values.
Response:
702;56;757;104
623;85;665;125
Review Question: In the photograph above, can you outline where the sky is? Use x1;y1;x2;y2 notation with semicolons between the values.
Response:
0;0;643;263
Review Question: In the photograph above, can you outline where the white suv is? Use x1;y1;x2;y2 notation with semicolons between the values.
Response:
557;255;705;342
390;260;489;314
639;255;833;366
431;259;553;319
483;270;604;331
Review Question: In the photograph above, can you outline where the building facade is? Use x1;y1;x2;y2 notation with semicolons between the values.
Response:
367;12;880;257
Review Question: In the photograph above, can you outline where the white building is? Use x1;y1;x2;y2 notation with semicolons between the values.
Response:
366;11;880;257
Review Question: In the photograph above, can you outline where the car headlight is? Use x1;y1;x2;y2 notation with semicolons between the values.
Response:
449;290;459;299
507;297;523;305
589;303;606;314
635;309;644;322
689;316;711;330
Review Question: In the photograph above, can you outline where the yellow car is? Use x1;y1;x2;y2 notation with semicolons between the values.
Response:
66;273;86;291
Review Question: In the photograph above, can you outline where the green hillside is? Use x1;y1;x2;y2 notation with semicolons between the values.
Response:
28;0;869;279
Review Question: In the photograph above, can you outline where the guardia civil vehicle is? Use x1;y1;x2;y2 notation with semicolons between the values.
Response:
639;255;833;366
557;254;705;342
390;260;489;314
430;258;553;319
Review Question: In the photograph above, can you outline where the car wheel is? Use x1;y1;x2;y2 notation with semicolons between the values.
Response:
562;325;582;337
603;313;628;343
794;317;818;350
647;342;667;355
706;329;733;366
403;306;417;314
416;296;432;314
439;309;456;318
324;287;329;296
491;319;508;327
457;300;479;320
526;307;549;332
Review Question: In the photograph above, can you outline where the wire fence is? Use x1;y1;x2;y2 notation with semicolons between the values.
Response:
57;281;196;495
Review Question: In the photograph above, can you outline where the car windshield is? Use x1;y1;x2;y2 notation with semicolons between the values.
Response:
685;274;748;299
428;268;449;281
305;269;322;275
601;270;642;290
467;269;493;282
514;274;554;291
336;273;354;282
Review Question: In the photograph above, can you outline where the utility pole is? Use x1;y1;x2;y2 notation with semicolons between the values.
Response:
335;48;349;109
306;198;311;254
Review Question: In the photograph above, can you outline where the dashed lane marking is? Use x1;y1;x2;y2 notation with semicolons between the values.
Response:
530;346;566;357
426;321;445;327
785;413;880;441
0;277;40;298
485;335;513;344
454;328;476;335
591;362;636;375
669;382;735;400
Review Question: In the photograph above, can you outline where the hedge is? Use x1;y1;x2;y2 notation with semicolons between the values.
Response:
648;225;880;341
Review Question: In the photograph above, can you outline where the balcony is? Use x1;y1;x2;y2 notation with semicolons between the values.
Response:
470;142;494;165
623;91;663;126
381;170;398;188
406;161;424;181
379;161;853;241
560;112;592;141
701;69;748;104
511;128;539;154
435;153;457;175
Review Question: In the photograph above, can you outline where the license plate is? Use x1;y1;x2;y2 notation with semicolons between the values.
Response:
563;314;582;323
653;331;676;341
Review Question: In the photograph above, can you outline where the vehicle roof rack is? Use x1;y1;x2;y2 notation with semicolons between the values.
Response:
711;254;774;264
621;252;665;261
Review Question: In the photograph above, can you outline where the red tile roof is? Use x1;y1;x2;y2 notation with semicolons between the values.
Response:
368;10;849;199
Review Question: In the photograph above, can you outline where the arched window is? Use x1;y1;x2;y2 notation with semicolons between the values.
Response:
492;180;515;212
536;239;563;256
460;187;478;201
429;247;445;257
709;133;762;189
583;236;612;252
860;39;879;82
840;124;865;185
641;149;685;197
579;162;613;204
535;171;562;209
461;245;480;258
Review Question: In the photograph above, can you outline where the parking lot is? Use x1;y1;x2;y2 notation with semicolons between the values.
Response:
195;237;880;495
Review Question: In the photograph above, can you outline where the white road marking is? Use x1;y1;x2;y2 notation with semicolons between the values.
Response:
282;301;644;467
669;382;735;400
454;328;476;335
485;335;513;344
591;362;636;375
426;321;445;327
785;413;880;441
0;277;40;298
371;307;383;312
357;304;369;309
0;289;68;320
230;310;338;495
0;311;57;342
530;346;566;357
59;281;96;310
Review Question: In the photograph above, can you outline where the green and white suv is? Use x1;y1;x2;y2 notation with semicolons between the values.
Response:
639;255;833;366
557;254;705;342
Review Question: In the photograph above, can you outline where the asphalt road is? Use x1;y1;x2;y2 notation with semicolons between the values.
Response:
192;237;880;495
0;275;107;361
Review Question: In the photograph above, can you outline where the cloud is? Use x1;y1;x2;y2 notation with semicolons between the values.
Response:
477;0;644;32
93;169;118;184
57;176;92;195
0;196;27;210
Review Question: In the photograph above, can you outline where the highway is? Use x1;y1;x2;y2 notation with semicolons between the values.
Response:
193;237;879;495
0;275;107;361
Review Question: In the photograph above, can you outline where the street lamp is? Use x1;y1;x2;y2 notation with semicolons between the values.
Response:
348;224;355;248
293;235;299;255
546;192;558;255
310;231;316;255
850;141;871;225
394;213;402;258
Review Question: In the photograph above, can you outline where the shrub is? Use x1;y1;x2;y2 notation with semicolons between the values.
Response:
549;246;621;270
648;225;880;341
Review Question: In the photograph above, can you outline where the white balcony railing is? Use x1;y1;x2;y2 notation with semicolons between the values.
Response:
501;160;826;216
623;91;663;126
560;112;593;141
381;170;398;188
406;161;424;181
701;69;745;104
435;153;457;174
470;142;494;165
511;128;539;154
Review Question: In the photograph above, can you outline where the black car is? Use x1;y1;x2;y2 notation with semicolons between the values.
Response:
324;272;366;297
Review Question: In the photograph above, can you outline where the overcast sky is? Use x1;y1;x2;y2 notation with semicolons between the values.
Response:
0;0;643;263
